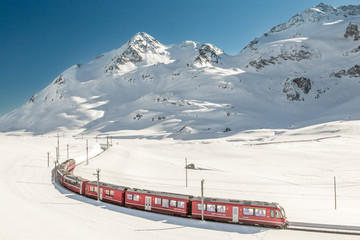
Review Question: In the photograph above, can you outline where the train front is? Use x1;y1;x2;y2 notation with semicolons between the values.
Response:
277;204;288;228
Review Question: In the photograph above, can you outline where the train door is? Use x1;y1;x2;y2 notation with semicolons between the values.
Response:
100;188;103;200
232;206;239;223
145;196;152;211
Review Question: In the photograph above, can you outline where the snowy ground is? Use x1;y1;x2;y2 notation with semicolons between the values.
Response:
1;120;360;240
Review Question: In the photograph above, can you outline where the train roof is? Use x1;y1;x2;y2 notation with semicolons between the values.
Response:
64;174;88;182
193;197;281;208
88;181;127;191
127;188;193;200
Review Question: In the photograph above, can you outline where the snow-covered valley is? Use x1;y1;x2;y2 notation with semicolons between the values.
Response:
1;120;360;239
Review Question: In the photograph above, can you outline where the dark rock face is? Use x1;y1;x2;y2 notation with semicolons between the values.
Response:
106;46;145;72
351;45;360;53
247;45;316;70
293;77;312;94
116;46;143;65
283;77;312;101
344;23;360;41
331;65;360;78
241;39;259;52
105;32;162;72
53;74;65;85
338;5;360;16
29;95;35;103
194;44;222;65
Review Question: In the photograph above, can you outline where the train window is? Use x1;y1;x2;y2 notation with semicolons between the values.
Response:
255;209;266;217
89;186;94;192
155;198;161;205
197;204;206;211
243;208;254;216
270;210;275;218
217;205;226;213
177;201;185;209
133;195;140;201
105;189;110;196
110;190;114;196
170;200;177;207
94;187;98;193
127;194;133;200
276;211;283;219
162;199;169;208
207;204;216;212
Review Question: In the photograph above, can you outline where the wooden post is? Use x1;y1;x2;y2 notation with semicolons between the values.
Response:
67;144;69;160
86;140;89;165
185;158;188;187
47;152;50;168
334;176;337;210
201;179;204;221
96;169;101;201
107;135;109;149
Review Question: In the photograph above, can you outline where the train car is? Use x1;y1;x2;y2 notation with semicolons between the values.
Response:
55;168;67;185
62;174;89;195
191;197;288;228
59;159;76;172
125;188;192;217
85;181;127;205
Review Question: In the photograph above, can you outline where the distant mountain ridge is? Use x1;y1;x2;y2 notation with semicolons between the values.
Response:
1;3;360;139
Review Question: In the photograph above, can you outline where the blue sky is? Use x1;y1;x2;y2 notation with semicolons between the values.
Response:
0;0;359;117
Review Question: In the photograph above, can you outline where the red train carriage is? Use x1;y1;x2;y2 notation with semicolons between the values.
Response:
62;174;89;195
191;198;288;228
55;168;67;185
125;188;192;217
85;181;127;205
59;159;76;172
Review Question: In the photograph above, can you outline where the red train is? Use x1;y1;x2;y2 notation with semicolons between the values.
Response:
55;160;288;228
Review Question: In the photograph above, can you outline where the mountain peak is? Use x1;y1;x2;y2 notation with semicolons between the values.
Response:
104;32;169;73
313;3;336;13
127;32;162;53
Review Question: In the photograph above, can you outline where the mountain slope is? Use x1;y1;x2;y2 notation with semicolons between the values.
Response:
1;4;360;139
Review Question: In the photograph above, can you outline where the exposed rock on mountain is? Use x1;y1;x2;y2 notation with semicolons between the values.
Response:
247;44;318;70
344;23;360;40
194;44;223;66
331;65;360;78
283;77;312;101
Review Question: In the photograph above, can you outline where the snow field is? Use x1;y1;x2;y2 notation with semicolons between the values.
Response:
1;121;360;239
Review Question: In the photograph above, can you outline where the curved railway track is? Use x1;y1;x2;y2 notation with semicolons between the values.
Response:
288;221;360;235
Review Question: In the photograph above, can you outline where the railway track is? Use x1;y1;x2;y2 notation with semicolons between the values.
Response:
288;221;360;235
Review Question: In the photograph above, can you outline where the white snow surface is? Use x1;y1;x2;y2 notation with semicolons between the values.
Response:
1;120;360;240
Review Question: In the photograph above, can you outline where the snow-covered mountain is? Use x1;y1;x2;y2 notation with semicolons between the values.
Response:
1;4;360;139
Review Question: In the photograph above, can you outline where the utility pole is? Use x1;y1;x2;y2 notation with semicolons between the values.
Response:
334;176;337;210
54;161;58;183
185;158;188;187
57;133;60;162
86;139;89;165
201;179;204;221
95;169;101;201
56;147;59;164
67;144;69;159
47;152;50;168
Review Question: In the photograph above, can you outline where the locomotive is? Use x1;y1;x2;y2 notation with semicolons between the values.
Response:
56;159;288;228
